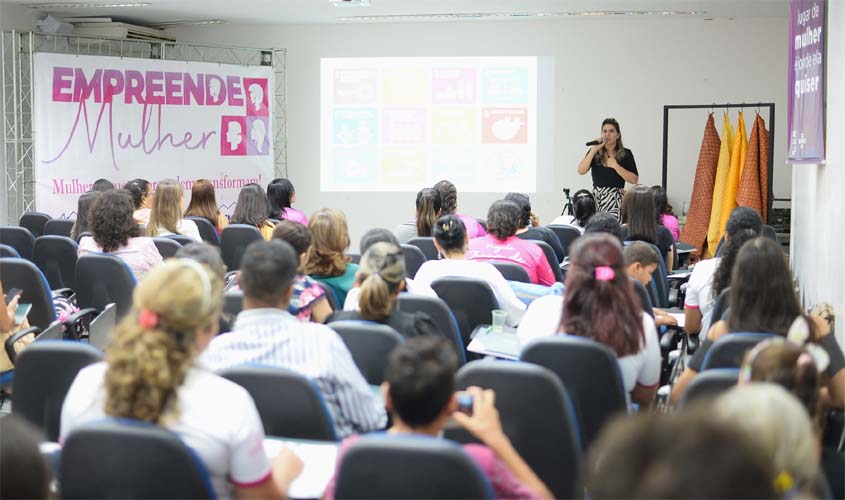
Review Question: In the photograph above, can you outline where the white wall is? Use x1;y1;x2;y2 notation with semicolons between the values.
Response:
791;2;845;348
167;17;789;246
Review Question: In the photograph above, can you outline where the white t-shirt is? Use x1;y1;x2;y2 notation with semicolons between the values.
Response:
548;215;585;233
684;257;722;321
60;362;271;499
155;219;202;242
413;259;526;326
517;297;660;395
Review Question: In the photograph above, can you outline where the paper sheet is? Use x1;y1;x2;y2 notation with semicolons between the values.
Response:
264;438;338;499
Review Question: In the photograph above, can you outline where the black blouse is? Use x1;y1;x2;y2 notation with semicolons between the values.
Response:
588;147;638;189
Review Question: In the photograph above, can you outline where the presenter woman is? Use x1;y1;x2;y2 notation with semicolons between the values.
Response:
577;118;639;221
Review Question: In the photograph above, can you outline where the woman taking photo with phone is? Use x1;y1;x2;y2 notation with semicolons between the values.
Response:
576;118;639;220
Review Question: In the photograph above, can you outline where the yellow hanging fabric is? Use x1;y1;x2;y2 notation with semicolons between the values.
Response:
706;112;735;257
719;111;748;233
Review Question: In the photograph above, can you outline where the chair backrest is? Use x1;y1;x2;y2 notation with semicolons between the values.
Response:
396;294;466;366
0;243;20;258
75;253;137;319
762;224;780;244
220;224;263;271
222;289;244;318
399;243;426;278
445;360;582;499
328;320;403;385
12;341;104;441
701;332;777;370
631;278;654;318
43;218;76;238
0;225;36;261
153;237;183;259
89;303;117;350
490;261;532;283
19;212;51;238
61;419;215;499
335;435;494;500
167;234;197;246
348;251;361;264
221;365;337;441
526;239;564;283
520;335;627;451
0;258;56;329
709;287;731;328
33;235;79;290
185;216;221;245
431;277;499;349
315;280;340;310
547;225;581;256
406;236;439;261
678;368;740;408
647;242;670;308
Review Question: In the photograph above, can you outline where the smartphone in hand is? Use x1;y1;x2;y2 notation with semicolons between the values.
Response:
4;288;22;304
456;391;474;416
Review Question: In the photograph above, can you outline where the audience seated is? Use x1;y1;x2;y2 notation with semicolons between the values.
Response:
271;221;332;323
327;242;437;339
714;384;821;497
70;190;100;241
184;179;229;235
586;411;776;498
517;234;660;407
620;184;674;271
359;227;399;255
684;206;762;335
91;178;114;192
393;188;442;244
0;415;52;499
467;200;555;286
60;259;302;499
0;281;33;379
200;240;386;437
506;192;566;263
230;183;275;240
550;189;596;231
624;242;678;328
651;186;679;243
583;211;625;244
672;237;845;407
433;179;486;238
268;178;308;225
146;179;201;242
124;178;152;225
414;214;525;326
324;336;553;500
78;189;162;278
305;208;359;304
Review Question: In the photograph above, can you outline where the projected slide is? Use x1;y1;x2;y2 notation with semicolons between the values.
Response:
321;57;537;192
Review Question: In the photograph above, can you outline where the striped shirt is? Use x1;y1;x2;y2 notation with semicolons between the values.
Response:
199;308;387;438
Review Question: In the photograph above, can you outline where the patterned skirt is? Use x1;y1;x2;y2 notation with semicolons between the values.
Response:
593;186;625;221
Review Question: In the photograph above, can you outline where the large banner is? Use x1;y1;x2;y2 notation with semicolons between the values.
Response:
787;0;825;163
33;53;274;217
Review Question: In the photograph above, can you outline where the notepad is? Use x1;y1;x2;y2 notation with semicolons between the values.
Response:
264;438;338;499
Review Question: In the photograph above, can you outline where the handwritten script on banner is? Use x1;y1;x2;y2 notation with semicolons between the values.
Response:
33;53;274;217
787;0;825;163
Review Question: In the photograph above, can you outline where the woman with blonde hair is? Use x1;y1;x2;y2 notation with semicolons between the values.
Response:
60;259;301;498
184;179;229;235
146;179;201;242
327;242;437;339
305;208;358;304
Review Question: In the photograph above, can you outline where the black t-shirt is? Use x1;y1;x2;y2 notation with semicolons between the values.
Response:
327;309;438;340
588;148;638;189
622;226;674;263
517;227;566;263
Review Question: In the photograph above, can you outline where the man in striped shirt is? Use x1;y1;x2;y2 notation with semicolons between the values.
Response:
200;240;386;438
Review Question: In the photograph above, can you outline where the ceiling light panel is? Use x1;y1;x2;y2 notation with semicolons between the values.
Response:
24;2;151;8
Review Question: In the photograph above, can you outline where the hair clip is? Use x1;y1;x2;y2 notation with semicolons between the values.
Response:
595;266;615;281
138;309;159;329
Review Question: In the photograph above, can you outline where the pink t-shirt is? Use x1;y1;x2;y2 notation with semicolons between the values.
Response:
324;434;540;500
661;214;680;242
283;207;308;226
78;236;163;279
467;235;555;286
457;213;487;239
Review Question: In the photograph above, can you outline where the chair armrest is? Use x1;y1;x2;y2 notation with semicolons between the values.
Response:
5;326;40;366
63;307;99;340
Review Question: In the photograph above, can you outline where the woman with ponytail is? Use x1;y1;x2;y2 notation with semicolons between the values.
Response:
60;260;302;498
517;233;661;407
433;179;486;238
393;188;443;243
327;242;437;340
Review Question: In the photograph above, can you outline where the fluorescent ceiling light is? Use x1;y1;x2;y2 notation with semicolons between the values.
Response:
25;2;151;8
337;10;707;21
151;20;229;27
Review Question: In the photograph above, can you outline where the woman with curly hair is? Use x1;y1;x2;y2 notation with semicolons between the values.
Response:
304;208;358;304
433;179;486;238
60;259;302;498
78;189;162;278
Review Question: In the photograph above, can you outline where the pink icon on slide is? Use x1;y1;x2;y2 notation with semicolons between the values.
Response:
221;116;247;156
243;78;269;116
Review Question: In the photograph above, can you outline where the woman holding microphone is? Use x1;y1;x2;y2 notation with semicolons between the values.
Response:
577;118;639;220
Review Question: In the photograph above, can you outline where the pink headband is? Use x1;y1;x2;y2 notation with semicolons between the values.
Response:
595;266;615;281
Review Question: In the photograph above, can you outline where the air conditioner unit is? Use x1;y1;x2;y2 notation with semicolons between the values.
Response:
72;21;176;42
329;0;372;7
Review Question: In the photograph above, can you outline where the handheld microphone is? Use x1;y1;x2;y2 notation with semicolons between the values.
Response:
585;140;601;146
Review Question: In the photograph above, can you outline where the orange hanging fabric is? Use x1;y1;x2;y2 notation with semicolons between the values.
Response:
737;113;770;221
679;113;721;256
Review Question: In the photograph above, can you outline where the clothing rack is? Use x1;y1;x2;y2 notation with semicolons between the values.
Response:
661;102;776;222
